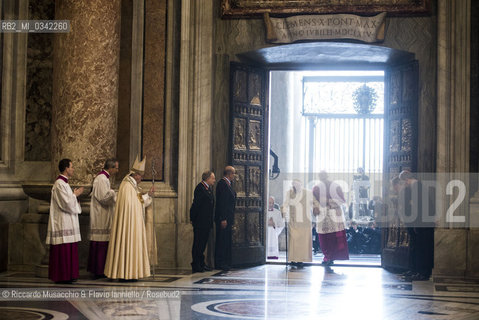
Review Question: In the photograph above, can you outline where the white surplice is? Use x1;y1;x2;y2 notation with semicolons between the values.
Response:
89;171;116;241
46;175;82;245
313;181;347;235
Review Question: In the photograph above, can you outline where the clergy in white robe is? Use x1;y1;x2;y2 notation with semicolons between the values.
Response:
104;156;153;280
87;159;118;278
312;171;349;265
46;159;83;283
281;180;313;264
267;196;284;259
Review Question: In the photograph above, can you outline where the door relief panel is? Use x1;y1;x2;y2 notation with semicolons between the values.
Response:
382;60;418;270
229;62;267;266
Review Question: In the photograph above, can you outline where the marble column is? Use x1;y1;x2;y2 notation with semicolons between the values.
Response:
51;0;121;184
435;0;471;277
177;0;215;268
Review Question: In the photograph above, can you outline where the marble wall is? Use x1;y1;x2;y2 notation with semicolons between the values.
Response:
1;0;30;272
51;0;121;184
467;1;479;278
3;0;123;273
114;0;181;269
142;0;167;181
3;0;179;272
116;0;133;181
151;196;177;268
24;0;54;161
0;5;3;162
469;0;479;195
144;0;181;268
435;0;474;278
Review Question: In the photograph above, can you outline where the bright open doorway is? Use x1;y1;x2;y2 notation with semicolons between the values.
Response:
267;70;384;267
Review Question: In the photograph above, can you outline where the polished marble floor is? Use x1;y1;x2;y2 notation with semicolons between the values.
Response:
267;252;382;266
1;264;479;319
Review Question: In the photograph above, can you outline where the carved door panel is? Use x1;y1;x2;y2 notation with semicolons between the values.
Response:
382;60;418;270
229;62;268;266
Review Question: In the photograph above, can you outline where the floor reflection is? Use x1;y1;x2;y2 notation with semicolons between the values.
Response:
1;265;478;319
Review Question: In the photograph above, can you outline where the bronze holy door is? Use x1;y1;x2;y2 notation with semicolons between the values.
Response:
382;60;419;270
229;62;268;266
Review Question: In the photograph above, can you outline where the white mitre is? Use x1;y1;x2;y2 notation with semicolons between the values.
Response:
130;155;146;175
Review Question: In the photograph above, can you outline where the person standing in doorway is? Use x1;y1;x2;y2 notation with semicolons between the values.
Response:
215;166;236;271
313;171;349;267
399;170;434;281
282;179;313;268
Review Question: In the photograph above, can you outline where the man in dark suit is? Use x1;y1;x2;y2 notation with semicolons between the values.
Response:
215;166;236;271
190;170;216;273
399;170;434;281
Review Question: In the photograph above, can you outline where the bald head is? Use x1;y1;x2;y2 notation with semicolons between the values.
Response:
224;166;236;180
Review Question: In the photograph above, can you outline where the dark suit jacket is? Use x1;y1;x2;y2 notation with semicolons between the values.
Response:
215;178;236;225
401;180;435;228
190;182;214;229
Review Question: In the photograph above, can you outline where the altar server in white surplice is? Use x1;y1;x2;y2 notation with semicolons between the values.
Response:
87;158;119;278
267;196;284;259
281;180;313;266
104;155;154;280
46;158;84;283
